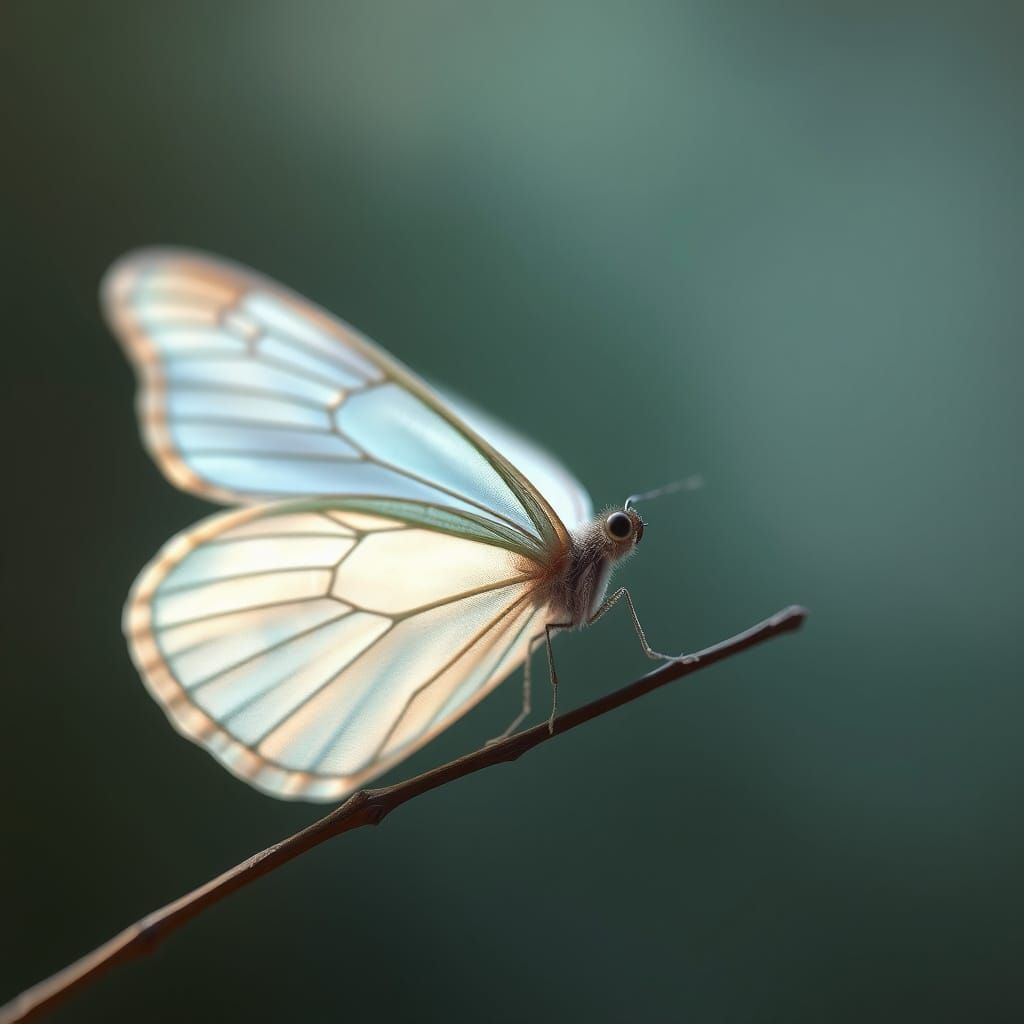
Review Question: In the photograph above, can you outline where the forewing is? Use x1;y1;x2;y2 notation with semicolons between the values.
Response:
103;248;567;556
435;386;593;531
125;500;549;801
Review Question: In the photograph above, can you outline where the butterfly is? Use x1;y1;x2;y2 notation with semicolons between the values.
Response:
104;249;695;801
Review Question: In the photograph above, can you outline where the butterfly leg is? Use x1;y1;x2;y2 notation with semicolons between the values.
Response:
589;588;698;665
544;621;573;733
486;630;546;744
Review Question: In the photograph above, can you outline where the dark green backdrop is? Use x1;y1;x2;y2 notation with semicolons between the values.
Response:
3;3;1022;1021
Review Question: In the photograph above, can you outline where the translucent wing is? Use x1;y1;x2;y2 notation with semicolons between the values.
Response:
126;500;550;801
435;386;593;531
102;248;569;557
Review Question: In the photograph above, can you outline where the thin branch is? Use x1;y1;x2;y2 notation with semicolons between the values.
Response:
2;604;807;1024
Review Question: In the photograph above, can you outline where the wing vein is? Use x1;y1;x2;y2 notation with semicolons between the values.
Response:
366;592;539;766
307;591;536;772
256;322;382;385
162;380;332;413
157;565;337;597
248;580;531;749
185;609;353;692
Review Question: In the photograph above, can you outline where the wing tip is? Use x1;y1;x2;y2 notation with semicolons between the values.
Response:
100;245;216;315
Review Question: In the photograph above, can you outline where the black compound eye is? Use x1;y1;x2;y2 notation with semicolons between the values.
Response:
606;511;633;540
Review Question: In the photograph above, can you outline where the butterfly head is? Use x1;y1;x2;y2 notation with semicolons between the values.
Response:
603;507;645;550
601;474;703;557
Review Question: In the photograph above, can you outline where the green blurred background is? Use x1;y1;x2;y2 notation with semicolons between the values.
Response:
3;2;1023;1021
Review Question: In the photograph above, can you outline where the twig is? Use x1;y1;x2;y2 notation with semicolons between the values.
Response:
2;604;807;1024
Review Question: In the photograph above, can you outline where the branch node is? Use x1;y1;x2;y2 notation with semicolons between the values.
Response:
363;800;390;827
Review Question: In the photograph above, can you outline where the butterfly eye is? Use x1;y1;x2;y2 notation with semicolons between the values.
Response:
606;511;634;540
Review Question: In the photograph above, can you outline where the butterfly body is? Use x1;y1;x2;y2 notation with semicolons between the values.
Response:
535;508;644;628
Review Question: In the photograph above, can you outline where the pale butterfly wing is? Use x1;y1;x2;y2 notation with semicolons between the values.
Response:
105;248;583;799
126;499;550;800
102;247;572;558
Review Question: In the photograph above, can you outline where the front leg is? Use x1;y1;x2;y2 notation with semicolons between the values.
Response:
486;620;575;742
543;620;573;733
589;588;697;665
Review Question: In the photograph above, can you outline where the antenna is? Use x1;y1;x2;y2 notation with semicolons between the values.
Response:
625;474;704;511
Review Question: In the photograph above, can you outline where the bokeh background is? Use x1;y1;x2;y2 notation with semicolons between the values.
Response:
3;2;1023;1021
